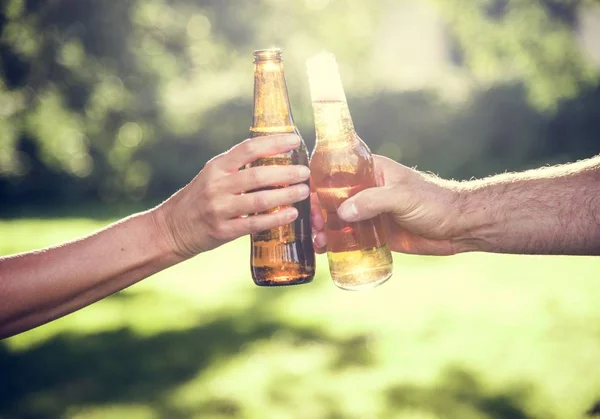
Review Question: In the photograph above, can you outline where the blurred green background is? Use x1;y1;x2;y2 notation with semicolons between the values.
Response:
1;0;600;418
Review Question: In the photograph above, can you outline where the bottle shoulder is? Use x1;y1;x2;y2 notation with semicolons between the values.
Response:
312;135;373;162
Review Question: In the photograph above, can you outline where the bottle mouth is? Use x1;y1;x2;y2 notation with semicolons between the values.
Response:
254;48;282;62
306;50;347;103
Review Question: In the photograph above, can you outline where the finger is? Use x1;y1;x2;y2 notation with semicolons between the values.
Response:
310;192;327;253
337;186;396;222
375;160;385;187
212;134;300;173
313;231;327;254
224;165;310;194
310;193;325;232
373;155;413;185
224;207;299;239
230;184;310;216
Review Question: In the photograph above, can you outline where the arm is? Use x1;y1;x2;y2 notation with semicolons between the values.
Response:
455;156;600;255
0;134;310;339
0;211;182;340
312;155;600;256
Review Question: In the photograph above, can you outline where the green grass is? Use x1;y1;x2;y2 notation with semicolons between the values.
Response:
1;213;600;419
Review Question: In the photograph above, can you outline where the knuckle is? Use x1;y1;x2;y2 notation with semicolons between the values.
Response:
209;223;229;241
289;186;303;202
278;166;292;179
241;139;258;157
252;192;270;211
246;214;265;233
247;167;263;186
286;167;302;183
204;181;220;199
204;155;223;173
277;210;289;224
266;167;286;185
206;155;220;167
203;159;216;172
203;199;221;218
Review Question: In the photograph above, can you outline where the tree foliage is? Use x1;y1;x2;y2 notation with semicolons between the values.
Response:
0;0;599;206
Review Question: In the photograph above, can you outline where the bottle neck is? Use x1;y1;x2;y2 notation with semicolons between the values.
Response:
251;59;296;136
312;100;356;145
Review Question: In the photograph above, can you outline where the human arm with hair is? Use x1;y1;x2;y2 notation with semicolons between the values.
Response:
312;155;600;256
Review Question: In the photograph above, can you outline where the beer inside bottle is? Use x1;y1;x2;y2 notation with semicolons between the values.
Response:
248;48;315;286
307;51;393;291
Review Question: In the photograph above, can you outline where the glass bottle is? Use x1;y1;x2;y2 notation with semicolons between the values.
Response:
307;51;393;290
248;48;315;286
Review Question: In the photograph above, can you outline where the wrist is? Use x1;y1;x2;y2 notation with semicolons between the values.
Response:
451;184;499;253
148;204;191;263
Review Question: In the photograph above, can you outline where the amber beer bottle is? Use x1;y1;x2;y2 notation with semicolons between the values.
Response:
307;51;393;291
247;48;315;286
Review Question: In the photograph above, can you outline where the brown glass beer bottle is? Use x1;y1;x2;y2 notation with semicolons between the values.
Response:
248;48;315;286
307;51;393;291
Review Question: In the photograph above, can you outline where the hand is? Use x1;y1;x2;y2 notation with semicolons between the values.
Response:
311;155;465;256
154;134;311;258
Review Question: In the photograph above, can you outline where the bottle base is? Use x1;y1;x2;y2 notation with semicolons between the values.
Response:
332;268;392;291
253;276;314;287
252;265;315;287
327;245;393;291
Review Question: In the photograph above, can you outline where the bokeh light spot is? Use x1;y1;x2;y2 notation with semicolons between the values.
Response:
187;14;211;40
58;40;84;68
69;153;93;178
118;122;144;148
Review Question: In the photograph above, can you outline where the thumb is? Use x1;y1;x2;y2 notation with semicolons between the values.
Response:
338;186;396;222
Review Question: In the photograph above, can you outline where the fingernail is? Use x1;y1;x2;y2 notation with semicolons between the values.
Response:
314;232;327;248
338;202;358;221
298;184;310;198
286;208;299;221
297;166;310;178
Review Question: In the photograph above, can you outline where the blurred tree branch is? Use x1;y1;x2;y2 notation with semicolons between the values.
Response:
1;0;599;207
